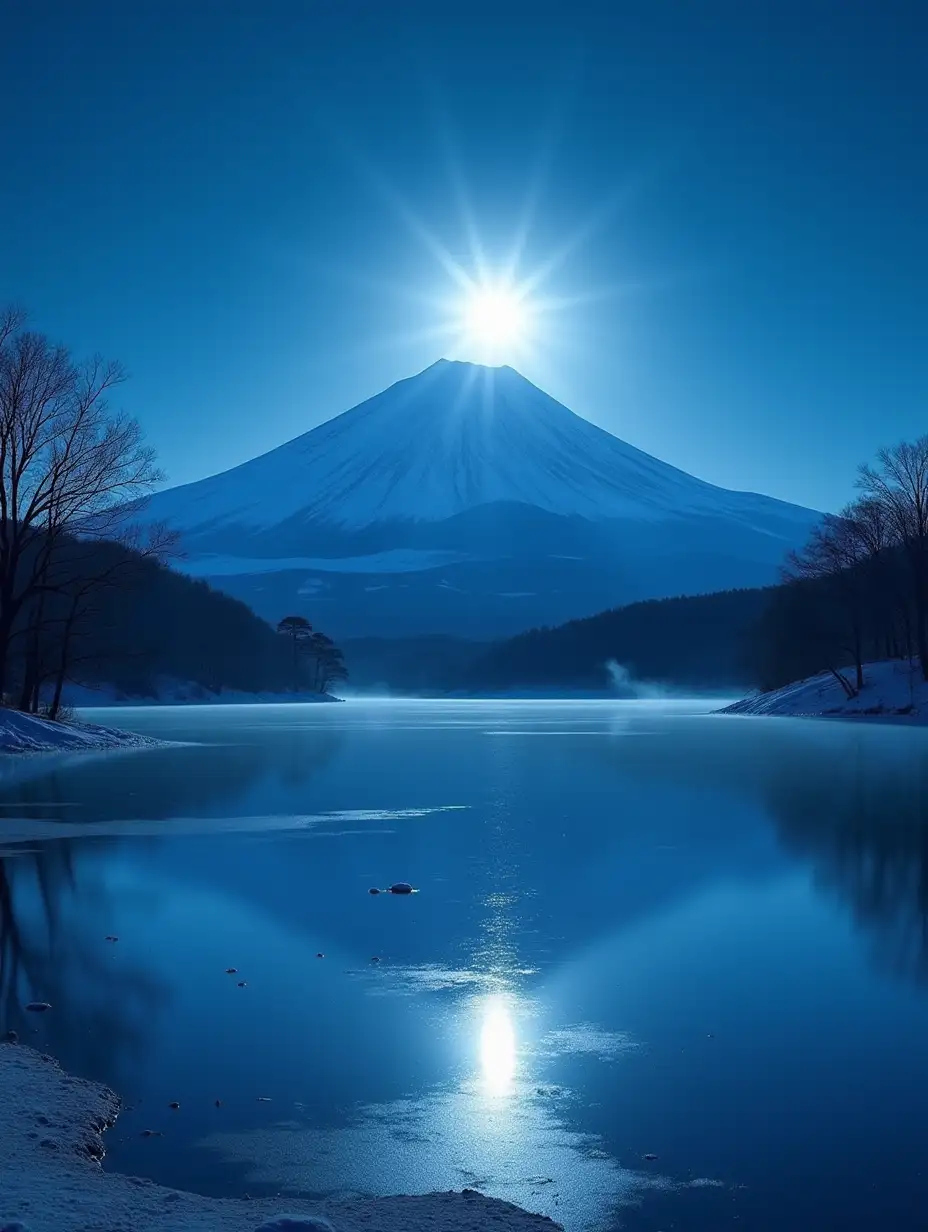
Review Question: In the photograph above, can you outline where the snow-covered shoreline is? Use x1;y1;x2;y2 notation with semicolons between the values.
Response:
717;659;928;723
0;707;166;754
0;1044;559;1232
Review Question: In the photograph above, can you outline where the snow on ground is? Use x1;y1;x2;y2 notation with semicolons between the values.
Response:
0;1043;560;1232
0;707;163;753
718;659;927;721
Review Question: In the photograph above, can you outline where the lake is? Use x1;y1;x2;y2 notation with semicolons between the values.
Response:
2;699;928;1230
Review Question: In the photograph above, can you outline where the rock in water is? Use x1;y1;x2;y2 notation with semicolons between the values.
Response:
388;882;414;895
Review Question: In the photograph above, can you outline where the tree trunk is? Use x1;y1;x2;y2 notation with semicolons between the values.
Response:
49;669;66;721
48;599;80;721
917;598;928;681
17;659;34;712
851;618;864;692
828;667;858;699
0;593;18;703
18;604;41;712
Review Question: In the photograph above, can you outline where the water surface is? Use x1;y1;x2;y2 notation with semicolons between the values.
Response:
2;699;928;1230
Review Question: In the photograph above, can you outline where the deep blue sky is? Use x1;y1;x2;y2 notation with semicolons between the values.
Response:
2;1;925;513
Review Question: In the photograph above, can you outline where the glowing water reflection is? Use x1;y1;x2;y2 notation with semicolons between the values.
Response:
479;994;516;1096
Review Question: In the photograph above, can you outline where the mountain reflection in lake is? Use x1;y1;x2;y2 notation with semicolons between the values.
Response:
2;700;928;1231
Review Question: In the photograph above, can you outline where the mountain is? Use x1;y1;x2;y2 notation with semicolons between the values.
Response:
142;360;821;637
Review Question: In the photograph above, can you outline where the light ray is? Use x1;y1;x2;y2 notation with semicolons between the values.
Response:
311;93;677;373
503;58;582;283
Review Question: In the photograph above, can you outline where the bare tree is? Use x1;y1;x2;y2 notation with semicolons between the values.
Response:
783;505;882;693
857;438;928;679
0;307;164;701
42;525;177;718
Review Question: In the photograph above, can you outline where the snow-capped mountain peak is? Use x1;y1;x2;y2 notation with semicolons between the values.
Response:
147;359;812;534
138;360;820;639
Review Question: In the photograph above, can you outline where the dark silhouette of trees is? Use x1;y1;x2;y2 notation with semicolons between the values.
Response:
466;587;770;693
781;505;890;695
0;306;166;710
0;308;303;708
857;437;928;680
277;615;314;691
276;616;347;694
754;436;928;695
310;631;348;692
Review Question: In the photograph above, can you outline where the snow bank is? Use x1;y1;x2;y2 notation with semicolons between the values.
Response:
0;707;162;754
0;1044;560;1232
717;659;927;721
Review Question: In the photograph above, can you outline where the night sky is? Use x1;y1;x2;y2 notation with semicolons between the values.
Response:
2;0;925;512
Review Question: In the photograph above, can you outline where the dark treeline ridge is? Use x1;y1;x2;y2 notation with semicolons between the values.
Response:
758;435;928;698
4;533;298;701
342;635;486;693
0;306;344;712
464;587;770;692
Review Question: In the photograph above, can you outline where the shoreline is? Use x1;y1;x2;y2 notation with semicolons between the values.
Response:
0;1043;560;1232
0;707;168;755
716;660;928;725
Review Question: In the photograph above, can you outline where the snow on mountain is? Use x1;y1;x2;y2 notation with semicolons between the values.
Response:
145;360;814;535
139;360;821;638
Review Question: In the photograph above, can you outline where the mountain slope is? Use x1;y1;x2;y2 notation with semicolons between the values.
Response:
141;360;820;637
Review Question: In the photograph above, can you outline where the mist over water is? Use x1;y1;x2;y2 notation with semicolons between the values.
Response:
603;660;669;699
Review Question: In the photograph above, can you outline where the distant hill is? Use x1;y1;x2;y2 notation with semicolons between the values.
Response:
335;588;772;695
462;588;772;693
341;635;485;694
5;539;304;702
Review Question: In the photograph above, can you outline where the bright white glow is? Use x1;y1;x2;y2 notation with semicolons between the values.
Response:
479;996;516;1096
461;284;530;359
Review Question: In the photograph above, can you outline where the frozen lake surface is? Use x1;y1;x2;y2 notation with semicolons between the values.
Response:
2;698;928;1230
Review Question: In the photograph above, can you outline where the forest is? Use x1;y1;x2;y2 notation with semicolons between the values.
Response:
757;437;928;697
0;307;345;712
463;587;769;692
